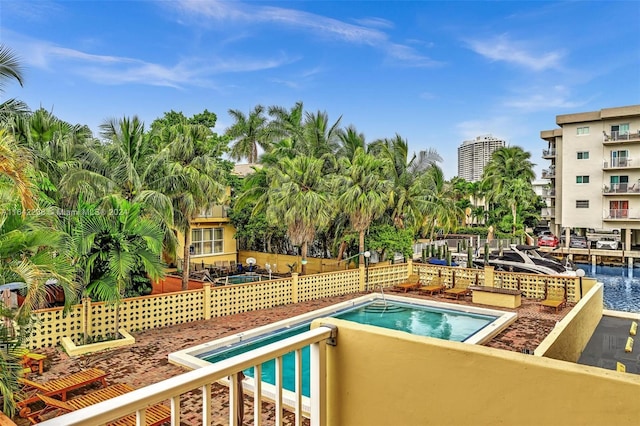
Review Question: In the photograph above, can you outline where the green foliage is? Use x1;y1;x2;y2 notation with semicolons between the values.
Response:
454;226;488;236
366;224;413;260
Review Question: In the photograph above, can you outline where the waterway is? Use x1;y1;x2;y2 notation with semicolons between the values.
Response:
576;264;640;313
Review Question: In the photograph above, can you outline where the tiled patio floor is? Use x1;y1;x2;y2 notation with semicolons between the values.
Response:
14;291;569;425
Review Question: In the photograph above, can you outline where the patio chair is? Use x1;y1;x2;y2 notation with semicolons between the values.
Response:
443;278;471;300
540;285;566;313
393;274;421;293
17;368;108;417
33;383;171;426
418;277;445;295
9;347;47;374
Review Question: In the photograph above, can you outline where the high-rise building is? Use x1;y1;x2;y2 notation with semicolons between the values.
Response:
457;134;506;182
540;105;640;248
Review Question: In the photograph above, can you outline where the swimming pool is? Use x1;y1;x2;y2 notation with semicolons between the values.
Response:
576;264;640;312
169;294;516;402
214;273;272;285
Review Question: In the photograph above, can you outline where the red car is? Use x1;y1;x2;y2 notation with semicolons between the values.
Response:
538;234;559;248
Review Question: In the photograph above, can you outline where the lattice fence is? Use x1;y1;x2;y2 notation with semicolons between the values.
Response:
211;279;293;317
494;271;579;302
366;263;409;291
297;270;360;301
29;306;84;349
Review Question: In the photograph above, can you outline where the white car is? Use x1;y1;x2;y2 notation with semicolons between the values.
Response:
596;237;619;250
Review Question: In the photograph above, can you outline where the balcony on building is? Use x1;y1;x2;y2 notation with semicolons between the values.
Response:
602;157;638;170
542;187;556;197
542;148;556;159
603;208;640;220
196;205;228;218
541;167;556;179
603;130;640;144
602;182;640;195
541;207;555;217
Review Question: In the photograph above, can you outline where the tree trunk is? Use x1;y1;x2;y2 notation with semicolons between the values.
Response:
301;241;308;275
359;230;365;266
182;231;190;290
512;204;517;235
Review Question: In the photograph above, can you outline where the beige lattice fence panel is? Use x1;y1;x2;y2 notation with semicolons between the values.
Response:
297;270;361;302
412;265;485;288
494;271;579;302
119;291;205;332
88;302;118;339
366;263;410;291
212;279;293;317
28;305;83;349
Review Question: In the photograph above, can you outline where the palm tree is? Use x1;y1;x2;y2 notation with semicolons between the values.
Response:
0;44;29;124
265;156;333;274
0;195;78;417
302;110;342;159
0;129;35;213
73;197;164;306
369;135;441;232
482;146;536;234
153;123;225;289
225;105;269;163
267;102;305;148
336;125;366;160
335;148;392;265
421;165;463;239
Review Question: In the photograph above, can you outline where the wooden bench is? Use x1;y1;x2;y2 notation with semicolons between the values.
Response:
469;286;522;308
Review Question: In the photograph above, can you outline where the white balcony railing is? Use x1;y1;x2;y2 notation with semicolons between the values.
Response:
39;326;335;426
603;158;633;169
541;208;555;217
542;148;556;157
196;205;228;218
603;209;640;220
604;131;640;142
603;183;640;194
542;188;556;197
541;168;555;179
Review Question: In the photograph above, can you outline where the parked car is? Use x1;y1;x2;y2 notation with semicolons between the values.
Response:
561;235;588;248
538;234;559;248
537;229;553;238
596;237;619;250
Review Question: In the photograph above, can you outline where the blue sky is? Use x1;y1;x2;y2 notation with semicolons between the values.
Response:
2;0;639;179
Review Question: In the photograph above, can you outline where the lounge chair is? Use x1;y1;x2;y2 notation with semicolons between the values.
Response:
17;368;108;417
32;383;171;426
419;277;445;295
394;274;421;293
443;278;471;300
540;285;566;313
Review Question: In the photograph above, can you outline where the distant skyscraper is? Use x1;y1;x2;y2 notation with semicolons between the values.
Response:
457;134;506;182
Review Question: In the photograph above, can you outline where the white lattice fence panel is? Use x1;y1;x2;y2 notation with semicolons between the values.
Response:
212;279;293;317
119;291;205;332
297;270;360;302
27;305;83;349
367;264;410;290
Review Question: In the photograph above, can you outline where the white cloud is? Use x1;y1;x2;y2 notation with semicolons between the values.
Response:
504;85;587;112
169;0;439;68
8;34;292;88
466;34;563;71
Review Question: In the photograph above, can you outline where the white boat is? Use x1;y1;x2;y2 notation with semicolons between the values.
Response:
475;244;576;276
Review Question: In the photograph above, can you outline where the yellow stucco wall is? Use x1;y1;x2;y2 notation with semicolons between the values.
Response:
176;221;237;265
536;282;604;362
315;317;640;426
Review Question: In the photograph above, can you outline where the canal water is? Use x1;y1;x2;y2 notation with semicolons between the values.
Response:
576;264;640;313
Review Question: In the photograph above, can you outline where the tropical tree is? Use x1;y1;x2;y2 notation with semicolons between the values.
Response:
301;110;342;159
267;101;305;148
0;129;35;213
153;123;226;289
482;147;536;235
421;165;463;239
336;125;366;160
265;156;333;274
225;105;269;163
369;135;441;232
72;197;164;306
0;44;29;124
335;147;392;265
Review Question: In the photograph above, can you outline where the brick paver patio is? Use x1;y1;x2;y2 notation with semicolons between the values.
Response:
14;291;568;425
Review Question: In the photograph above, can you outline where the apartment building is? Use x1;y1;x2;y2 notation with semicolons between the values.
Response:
457;134;505;182
540;105;640;249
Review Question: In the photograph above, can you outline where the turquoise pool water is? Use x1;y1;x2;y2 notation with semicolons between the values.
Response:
201;301;496;396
